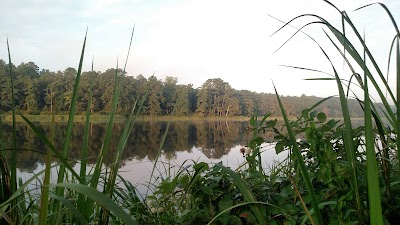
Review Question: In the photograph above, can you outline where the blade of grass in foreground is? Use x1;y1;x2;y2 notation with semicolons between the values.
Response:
146;104;176;197
102;93;147;223
103;26;138;201
278;15;362;217
20;115;79;179
100;99;138;223
76;57;94;222
38;113;55;225
363;39;384;225
55;183;137;225
6;38;18;223
86;26;135;221
50;194;88;225
56;29;87;184
50;29;88;224
326;16;396;126
6;38;17;196
273;83;323;225
396;37;400;171
207;201;282;225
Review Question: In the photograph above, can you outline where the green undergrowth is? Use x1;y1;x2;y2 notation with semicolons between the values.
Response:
135;110;400;224
1;1;400;224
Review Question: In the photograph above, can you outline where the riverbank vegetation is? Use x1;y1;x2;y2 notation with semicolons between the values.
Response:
0;59;387;118
1;1;399;224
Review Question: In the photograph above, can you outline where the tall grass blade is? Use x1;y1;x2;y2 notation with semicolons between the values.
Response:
273;83;323;225
103;26;137;199
0;100;8;225
56;28;88;184
50;29;87;224
6;38;16;193
20;115;79;179
0;165;50;209
80;58;94;182
207;201;282;225
76;57;94;222
146;104;176;196
326;16;397;126
55;183;137;225
38;113;55;225
102;93;147;221
396;38;400;170
84;58;119;222
332;67;362;218
49;194;88;225
101;100;138;223
86;26;135;221
6;38;18;223
0;156;10;225
363;36;384;224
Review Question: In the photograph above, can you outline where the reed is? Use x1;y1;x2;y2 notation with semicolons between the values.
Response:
271;1;399;223
0;27;142;224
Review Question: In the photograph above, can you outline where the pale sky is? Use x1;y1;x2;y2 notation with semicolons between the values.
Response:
1;0;399;99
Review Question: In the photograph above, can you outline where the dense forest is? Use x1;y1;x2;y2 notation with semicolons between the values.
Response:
0;60;372;117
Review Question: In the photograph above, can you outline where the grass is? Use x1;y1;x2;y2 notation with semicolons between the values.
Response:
0;1;399;224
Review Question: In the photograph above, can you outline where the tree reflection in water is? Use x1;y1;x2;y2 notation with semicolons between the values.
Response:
2;121;284;193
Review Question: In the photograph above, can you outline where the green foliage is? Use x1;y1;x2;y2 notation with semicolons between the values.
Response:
0;57;376;118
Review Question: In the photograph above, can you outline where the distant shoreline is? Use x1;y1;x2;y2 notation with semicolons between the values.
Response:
0;114;364;123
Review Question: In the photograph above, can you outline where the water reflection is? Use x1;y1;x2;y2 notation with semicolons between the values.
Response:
1;121;273;172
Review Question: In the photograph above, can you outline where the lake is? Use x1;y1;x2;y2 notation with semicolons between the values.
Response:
2;121;288;195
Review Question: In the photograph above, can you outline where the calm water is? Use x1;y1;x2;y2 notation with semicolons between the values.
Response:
2;121;287;194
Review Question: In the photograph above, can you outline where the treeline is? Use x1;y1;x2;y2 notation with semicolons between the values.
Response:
0;60;370;117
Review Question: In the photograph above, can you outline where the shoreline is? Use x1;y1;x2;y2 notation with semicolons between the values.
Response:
0;114;364;123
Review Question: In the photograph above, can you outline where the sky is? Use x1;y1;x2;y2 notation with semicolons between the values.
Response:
1;0;399;99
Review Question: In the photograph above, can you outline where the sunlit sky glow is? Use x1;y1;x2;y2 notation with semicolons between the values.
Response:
1;0;399;99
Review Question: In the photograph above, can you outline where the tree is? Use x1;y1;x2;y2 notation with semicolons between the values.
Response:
196;78;234;116
16;62;39;78
146;75;164;116
175;85;190;116
196;86;209;116
62;67;77;111
23;78;38;112
162;76;178;115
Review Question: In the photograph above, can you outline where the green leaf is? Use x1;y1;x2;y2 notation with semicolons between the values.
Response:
55;183;137;225
249;137;264;147
219;195;233;212
228;215;242;225
249;116;256;127
310;110;317;118
201;186;213;195
194;162;209;172
273;83;323;225
317;112;327;123
49;194;88;225
301;109;309;118
266;119;278;128
213;165;266;224
275;142;285;154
